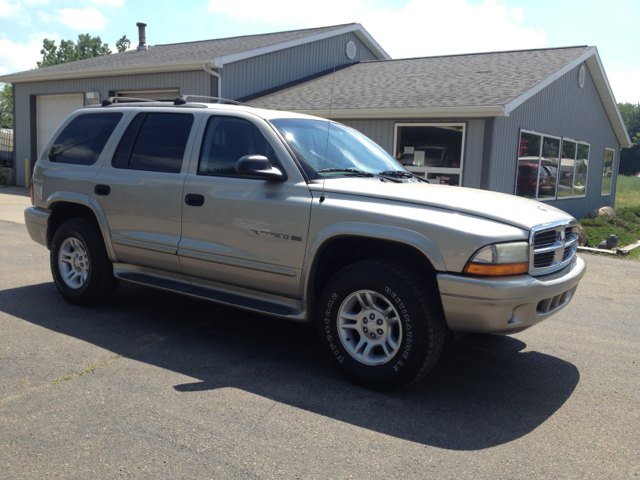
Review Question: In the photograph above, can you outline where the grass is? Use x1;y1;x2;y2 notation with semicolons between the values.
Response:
615;175;640;209
577;175;640;259
579;206;640;257
50;354;123;385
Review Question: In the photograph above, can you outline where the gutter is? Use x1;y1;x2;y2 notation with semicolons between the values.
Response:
203;63;222;98
0;61;208;83
286;105;507;119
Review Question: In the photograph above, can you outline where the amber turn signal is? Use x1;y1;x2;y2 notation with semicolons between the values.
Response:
464;262;529;276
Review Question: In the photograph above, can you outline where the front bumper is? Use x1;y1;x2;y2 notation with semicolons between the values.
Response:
437;256;586;334
24;207;50;248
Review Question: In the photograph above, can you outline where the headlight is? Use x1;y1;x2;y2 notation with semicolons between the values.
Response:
464;242;529;276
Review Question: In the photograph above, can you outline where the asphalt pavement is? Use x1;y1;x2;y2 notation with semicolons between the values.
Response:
0;207;638;478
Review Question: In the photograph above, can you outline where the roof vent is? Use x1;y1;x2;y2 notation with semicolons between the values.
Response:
136;22;148;51
578;65;585;89
346;41;356;60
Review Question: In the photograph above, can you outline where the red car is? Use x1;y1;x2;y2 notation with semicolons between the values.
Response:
517;162;557;198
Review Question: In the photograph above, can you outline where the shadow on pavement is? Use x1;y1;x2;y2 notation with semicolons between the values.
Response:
0;281;580;451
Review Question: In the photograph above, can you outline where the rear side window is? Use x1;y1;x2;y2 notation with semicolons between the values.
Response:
198;116;278;176
112;112;194;173
48;113;123;165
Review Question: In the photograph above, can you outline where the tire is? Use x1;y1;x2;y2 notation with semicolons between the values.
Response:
317;259;446;390
50;218;119;306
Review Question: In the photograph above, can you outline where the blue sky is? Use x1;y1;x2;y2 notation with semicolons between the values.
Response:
1;0;638;103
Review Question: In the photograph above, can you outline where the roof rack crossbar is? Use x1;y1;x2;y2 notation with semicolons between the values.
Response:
174;95;252;106
101;96;160;106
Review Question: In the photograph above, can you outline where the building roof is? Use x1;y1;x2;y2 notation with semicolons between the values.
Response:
247;45;631;148
0;23;389;83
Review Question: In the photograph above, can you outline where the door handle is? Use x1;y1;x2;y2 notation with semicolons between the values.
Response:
185;193;205;207
94;184;110;196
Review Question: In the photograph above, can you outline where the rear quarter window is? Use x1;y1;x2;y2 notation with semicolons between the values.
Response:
48;113;123;165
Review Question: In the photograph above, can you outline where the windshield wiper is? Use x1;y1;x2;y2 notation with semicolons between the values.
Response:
316;168;375;177
378;170;429;183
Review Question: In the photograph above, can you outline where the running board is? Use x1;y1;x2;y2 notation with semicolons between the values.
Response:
114;270;305;319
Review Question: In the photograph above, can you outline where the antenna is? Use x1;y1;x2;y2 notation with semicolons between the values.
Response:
320;57;337;204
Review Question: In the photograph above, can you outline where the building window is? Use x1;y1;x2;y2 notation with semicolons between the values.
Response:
516;131;560;200
601;148;615;195
394;123;465;186
559;139;589;198
515;130;589;200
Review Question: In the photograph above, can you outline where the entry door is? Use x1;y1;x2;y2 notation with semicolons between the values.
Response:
178;115;312;298
36;94;84;158
92;110;199;272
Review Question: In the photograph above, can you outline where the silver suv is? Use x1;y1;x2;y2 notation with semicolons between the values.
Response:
25;98;586;390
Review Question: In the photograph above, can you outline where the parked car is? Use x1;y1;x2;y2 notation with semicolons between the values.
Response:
516;161;557;198
25;97;586;390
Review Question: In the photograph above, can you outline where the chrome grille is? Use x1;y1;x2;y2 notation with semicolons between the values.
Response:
529;221;578;276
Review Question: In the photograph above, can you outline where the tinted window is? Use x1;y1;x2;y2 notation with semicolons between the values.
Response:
49;113;122;165
198;116;278;176
113;112;193;173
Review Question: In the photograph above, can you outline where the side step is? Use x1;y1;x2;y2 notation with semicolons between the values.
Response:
115;271;294;317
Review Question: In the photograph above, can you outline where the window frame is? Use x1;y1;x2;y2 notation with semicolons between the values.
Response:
393;122;466;186
557;137;590;200
515;129;562;202
601;147;616;196
514;129;591;201
111;111;195;174
195;115;282;179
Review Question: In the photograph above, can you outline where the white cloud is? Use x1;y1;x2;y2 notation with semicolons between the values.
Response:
207;0;547;58
361;0;548;58
0;33;59;75
0;0;22;17
93;0;125;5
607;70;640;104
207;0;368;25
58;7;109;30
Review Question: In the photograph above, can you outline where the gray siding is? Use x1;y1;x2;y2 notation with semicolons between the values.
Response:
487;63;620;218
13;70;210;186
341;118;486;188
221;32;378;100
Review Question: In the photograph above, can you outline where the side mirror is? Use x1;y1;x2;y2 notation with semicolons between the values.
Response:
235;155;287;181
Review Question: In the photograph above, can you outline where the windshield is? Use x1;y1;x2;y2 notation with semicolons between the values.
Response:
270;118;405;179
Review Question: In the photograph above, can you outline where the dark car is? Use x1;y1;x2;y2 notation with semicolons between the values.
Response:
517;161;557;198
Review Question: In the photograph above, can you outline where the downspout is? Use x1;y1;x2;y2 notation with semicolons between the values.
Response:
203;63;222;98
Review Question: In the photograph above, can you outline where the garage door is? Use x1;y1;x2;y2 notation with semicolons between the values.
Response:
37;94;85;158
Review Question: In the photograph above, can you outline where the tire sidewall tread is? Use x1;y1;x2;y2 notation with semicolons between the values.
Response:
318;259;446;390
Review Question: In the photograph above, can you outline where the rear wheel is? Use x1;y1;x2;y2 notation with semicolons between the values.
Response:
50;218;119;306
317;259;446;390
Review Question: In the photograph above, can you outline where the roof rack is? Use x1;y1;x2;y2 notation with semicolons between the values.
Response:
101;96;158;106
173;95;253;107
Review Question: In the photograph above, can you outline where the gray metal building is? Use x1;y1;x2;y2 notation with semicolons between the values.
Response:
0;22;631;219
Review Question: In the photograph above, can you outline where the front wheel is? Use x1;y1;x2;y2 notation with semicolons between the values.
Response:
317;259;446;390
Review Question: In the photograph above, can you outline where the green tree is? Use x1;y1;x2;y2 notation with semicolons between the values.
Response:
618;103;640;175
0;84;12;129
115;35;131;53
37;34;128;68
618;102;640;145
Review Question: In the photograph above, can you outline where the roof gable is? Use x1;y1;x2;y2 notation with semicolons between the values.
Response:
0;23;388;83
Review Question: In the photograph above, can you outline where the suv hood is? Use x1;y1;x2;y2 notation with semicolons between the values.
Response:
311;179;574;231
